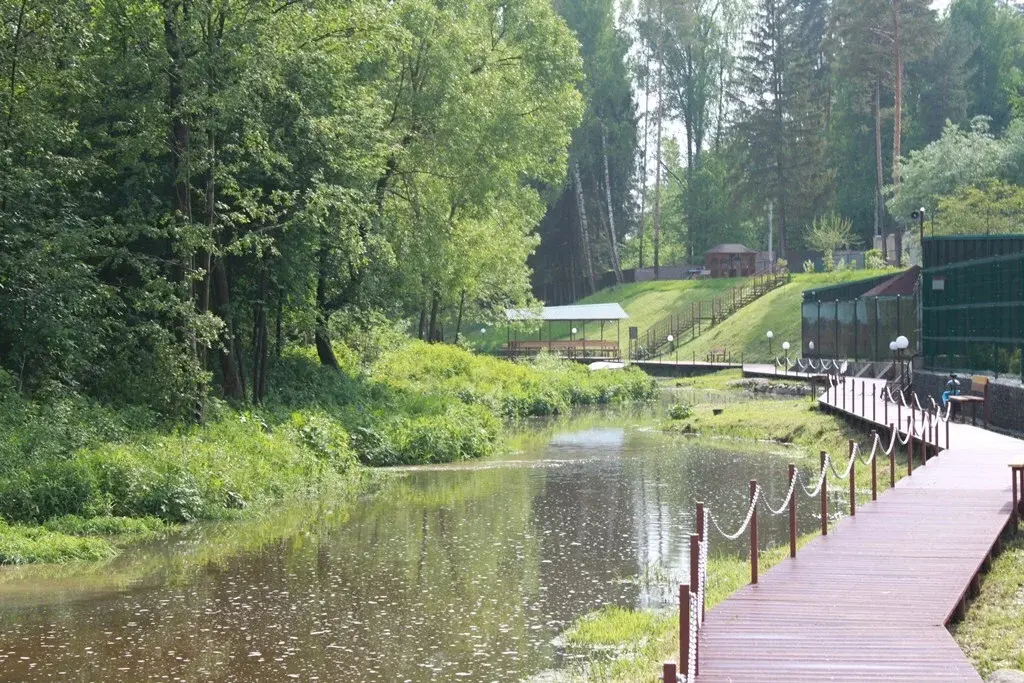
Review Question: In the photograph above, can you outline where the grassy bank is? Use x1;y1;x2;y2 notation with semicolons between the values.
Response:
953;537;1024;676
0;341;655;564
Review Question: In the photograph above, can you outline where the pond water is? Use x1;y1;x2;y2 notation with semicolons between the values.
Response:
0;408;831;682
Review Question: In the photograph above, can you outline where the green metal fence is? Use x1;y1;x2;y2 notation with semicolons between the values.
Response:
922;236;1024;378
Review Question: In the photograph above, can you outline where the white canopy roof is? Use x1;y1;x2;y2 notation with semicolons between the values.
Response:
505;303;629;322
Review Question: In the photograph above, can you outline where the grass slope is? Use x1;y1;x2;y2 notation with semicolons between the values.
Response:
662;270;897;362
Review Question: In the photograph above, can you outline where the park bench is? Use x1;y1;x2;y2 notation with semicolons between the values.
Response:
706;347;728;363
947;375;990;427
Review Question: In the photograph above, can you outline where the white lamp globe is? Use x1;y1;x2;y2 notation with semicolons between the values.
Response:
767;331;774;339
889;341;898;352
896;335;909;350
809;341;815;351
667;334;674;342
480;327;486;335
571;327;578;335
782;341;791;351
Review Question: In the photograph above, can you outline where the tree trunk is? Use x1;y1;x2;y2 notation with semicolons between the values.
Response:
600;121;622;283
251;274;269;405
427;293;441;343
892;0;903;191
571;161;597;294
453;290;466;344
213;256;245;400
275;285;283;358
418;302;427;340
874;79;885;258
639;27;651;270
653;4;664;280
314;249;340;370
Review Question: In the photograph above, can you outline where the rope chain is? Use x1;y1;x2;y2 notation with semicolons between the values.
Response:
800;454;830;497
760;470;799;516
708;486;762;541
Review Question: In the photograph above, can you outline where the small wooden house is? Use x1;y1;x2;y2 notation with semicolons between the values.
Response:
705;244;757;278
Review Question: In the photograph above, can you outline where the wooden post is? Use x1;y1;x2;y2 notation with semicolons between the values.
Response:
663;662;677;683
820;452;828;536
873;385;877;422
788;464;797;558
848;439;856;517
689;533;699;674
920;415;928;468
679;584;690;676
884;392;889;424
907;416;914;476
897;400;901;431
1012;468;1019;531
750;480;759;584
946;413;950;451
870;430;878;501
861;380;865;417
842;380;846;411
696;502;705;621
889;426;896;489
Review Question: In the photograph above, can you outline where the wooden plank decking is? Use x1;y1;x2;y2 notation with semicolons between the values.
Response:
693;378;1024;682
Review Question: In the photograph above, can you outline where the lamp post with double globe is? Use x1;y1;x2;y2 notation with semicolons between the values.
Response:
783;341;791;375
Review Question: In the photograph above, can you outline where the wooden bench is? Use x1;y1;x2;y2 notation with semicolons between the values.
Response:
706;347;728;363
947;375;990;427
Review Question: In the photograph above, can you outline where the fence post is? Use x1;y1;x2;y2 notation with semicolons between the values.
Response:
788;464;797;558
820;452;828;536
907;416;914;476
873;385;877;422
884;391;889;424
663;662;677;683
848;439;856;517
1012;469;1019;531
921;415;928;468
870;430;878;501
689;533;700;674
946;413;950;451
679;584;690;677
889;426;896;489
696;502;706;621
897;400;901;431
861;380;866;417
842;379;847;411
750;480;759;584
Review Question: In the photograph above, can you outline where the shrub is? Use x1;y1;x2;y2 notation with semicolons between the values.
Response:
803;259;816;273
668;403;693;420
865;249;885;270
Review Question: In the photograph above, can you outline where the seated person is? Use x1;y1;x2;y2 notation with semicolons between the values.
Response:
942;373;961;406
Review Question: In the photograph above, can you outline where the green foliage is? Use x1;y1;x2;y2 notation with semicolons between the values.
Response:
0;521;116;565
803;259;817;273
808;214;859;273
934;179;1024;236
43;515;169;540
667;403;693;420
865;249;886;270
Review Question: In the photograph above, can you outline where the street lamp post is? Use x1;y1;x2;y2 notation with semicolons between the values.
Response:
767;330;774;361
912;208;926;263
782;341;791;375
667;334;675;365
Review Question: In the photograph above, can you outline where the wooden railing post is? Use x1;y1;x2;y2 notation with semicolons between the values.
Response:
897;400;901;431
946;413;950;450
679;584;690;676
750;480;759;584
873;385;877;422
861;380;865;417
696;502;706;621
1012;468;1019;531
870;430;878;501
848;439;856;517
907;416;914;476
788;464;797;558
889;426;896;489
884;391;889;424
820;452;828;537
663;662;677;683
689;533;700;675
920;415;928;468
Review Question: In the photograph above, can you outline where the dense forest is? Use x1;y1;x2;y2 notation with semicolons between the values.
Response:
536;0;1024;300
2;0;1024;411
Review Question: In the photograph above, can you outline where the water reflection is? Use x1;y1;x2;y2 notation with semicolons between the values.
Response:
0;415;825;682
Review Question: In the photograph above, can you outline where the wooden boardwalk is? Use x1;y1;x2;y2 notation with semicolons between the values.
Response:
693;378;1024;682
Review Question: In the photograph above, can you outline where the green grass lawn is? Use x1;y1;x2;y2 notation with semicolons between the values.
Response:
661;270;897;363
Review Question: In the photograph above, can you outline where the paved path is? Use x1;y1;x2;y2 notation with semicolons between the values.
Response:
694;378;1024;682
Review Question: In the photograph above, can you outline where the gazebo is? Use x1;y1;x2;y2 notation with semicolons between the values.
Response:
503;303;629;359
705;244;757;278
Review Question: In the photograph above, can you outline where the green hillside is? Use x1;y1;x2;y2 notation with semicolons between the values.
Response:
465;269;898;356
660;270;897;363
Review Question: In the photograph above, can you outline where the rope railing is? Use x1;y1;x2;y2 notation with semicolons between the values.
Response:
669;425;916;679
